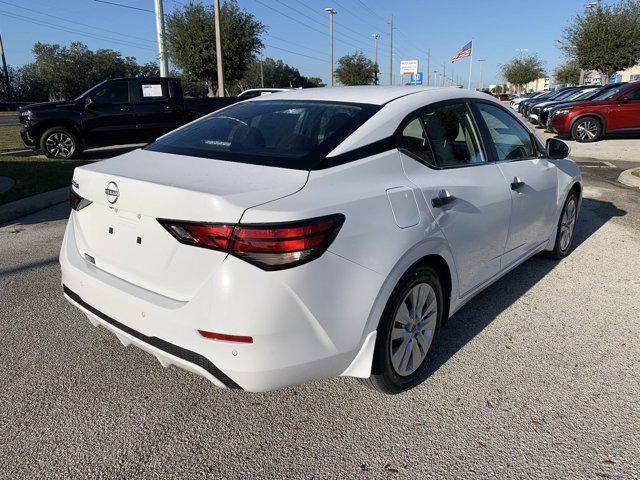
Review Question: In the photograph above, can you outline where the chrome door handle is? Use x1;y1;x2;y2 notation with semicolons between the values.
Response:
511;177;525;190
431;189;456;208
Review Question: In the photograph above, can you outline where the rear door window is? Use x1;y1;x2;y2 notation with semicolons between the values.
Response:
139;82;168;101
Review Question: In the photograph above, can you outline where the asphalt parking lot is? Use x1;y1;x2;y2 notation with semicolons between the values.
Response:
1;146;639;479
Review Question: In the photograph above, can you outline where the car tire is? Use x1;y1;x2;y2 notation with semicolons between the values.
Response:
571;117;602;143
40;127;83;159
546;191;579;260
362;265;443;394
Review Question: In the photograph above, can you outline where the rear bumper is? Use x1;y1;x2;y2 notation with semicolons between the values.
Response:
60;213;383;392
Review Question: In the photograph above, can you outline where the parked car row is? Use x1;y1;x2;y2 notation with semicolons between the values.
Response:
510;82;640;142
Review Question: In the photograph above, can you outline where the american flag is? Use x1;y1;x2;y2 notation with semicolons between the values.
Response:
451;41;472;63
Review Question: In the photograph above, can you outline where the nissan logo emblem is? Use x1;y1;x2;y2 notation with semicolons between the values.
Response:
105;181;120;204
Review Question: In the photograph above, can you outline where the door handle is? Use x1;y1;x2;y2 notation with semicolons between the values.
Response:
431;189;456;208
510;177;525;190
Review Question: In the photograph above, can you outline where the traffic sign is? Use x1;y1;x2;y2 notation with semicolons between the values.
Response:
409;72;423;86
400;60;419;75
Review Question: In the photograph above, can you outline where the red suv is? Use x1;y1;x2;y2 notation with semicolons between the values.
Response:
549;82;640;142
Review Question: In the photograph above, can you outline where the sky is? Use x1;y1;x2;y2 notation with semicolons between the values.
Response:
0;0;598;88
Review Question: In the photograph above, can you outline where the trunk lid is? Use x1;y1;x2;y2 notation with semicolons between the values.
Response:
71;148;308;300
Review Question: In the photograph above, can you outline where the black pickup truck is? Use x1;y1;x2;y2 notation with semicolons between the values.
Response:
19;77;241;159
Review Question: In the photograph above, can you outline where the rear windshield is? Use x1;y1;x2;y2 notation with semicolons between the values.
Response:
145;100;380;169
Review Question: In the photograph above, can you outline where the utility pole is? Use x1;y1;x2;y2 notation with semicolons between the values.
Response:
325;8;336;87
389;15;393;86
213;0;225;96
477;59;485;90
0;31;11;101
434;69;438;87
260;59;264;88
426;48;430;86
153;0;169;77
442;62;446;86
372;34;379;85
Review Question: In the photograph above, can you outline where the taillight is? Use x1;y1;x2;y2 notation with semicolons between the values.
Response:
69;189;92;211
158;214;345;270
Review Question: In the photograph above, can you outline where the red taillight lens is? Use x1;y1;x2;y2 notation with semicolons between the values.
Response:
69;189;92;211
158;214;345;270
197;330;253;344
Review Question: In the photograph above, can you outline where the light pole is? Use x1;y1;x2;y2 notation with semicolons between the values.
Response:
0;31;10;101
153;0;169;77
213;0;225;96
325;8;336;87
372;34;379;85
434;69;438;87
477;59;486;90
426;48;430;86
389;15;393;86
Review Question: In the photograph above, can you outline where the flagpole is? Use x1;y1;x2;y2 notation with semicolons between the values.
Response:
468;40;473;90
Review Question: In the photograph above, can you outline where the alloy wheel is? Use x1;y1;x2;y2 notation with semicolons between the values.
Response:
560;198;577;251
575;121;598;141
45;132;75;158
390;283;438;377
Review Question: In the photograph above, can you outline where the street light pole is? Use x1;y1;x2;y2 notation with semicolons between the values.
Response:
426;48;430;86
389;15;393;86
0;31;11;101
153;0;169;77
213;0;225;96
477;59;485;90
372;34;379;85
325;8;336;87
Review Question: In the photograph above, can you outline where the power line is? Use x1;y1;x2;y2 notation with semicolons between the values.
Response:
0;0;157;45
92;0;153;13
264;43;327;63
267;34;326;57
355;0;389;25
0;9;156;52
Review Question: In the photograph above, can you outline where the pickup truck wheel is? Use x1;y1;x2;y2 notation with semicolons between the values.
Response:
40;127;82;159
571;117;602;143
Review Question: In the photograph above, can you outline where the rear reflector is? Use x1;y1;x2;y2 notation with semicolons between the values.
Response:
69;188;92;211
198;330;253;344
158;214;345;270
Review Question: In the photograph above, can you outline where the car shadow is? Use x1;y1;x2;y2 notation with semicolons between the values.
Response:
426;196;626;376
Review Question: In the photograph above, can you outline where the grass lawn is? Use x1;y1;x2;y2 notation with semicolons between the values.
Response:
0;111;18;116
633;169;640;178
0;155;88;205
0;125;25;152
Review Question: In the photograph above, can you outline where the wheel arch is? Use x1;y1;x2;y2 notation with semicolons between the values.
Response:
33;120;83;147
569;112;606;133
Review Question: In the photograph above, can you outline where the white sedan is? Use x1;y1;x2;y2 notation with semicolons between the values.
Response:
61;86;581;393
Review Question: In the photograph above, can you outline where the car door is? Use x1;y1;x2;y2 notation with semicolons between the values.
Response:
608;85;640;131
82;80;138;146
132;80;183;141
472;101;558;268
398;101;512;297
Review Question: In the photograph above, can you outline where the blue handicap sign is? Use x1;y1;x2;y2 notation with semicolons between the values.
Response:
409;72;423;86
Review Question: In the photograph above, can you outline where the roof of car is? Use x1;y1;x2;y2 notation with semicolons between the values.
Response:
248;85;485;105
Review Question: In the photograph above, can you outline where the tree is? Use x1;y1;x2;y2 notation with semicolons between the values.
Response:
554;59;581;86
500;54;545;93
22;42;153;100
238;58;323;91
335;51;378;86
560;0;640;81
165;0;265;96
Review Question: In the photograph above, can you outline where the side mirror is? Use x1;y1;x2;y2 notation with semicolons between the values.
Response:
84;97;94;109
618;95;629;104
546;138;570;159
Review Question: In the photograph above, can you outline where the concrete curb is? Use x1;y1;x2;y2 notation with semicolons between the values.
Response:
0;187;68;225
618;168;640;190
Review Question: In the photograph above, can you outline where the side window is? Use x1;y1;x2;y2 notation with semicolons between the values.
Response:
92;82;129;104
476;103;536;161
624;86;640;101
399;117;435;166
140;83;168;101
421;103;485;167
